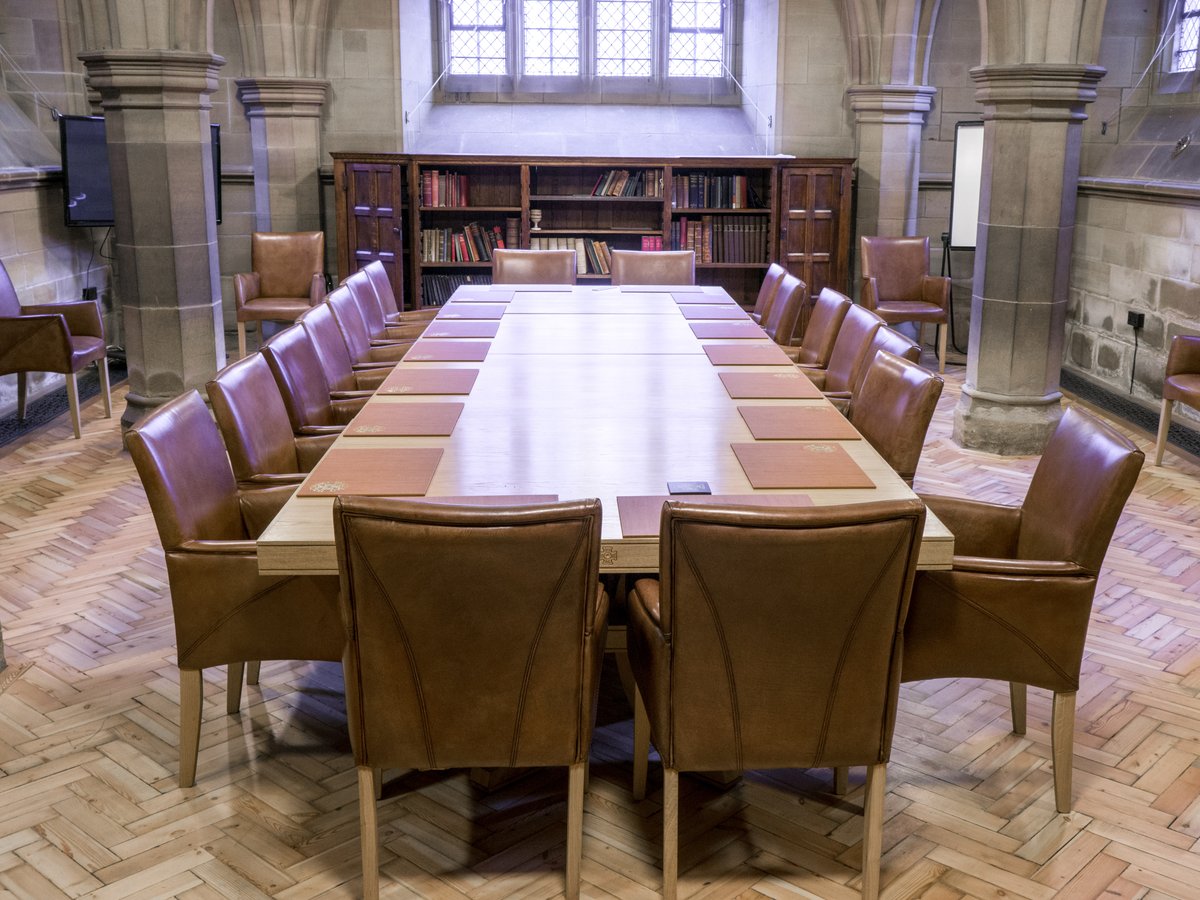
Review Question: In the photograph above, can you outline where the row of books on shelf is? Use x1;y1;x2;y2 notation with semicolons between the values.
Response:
529;236;613;275
670;173;762;210
670;215;770;264
420;273;492;307
420;170;471;207
588;169;664;197
420;219;520;262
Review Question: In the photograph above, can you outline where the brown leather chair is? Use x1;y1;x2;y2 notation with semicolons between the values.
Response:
860;235;950;373
1154;334;1200;466
233;231;327;359
786;287;851;366
761;273;805;346
207;353;335;489
750;263;787;325
345;270;423;345
903;407;1144;812
848;325;921;396
361;259;437;326
261;324;367;436
492;248;577;285
629;499;926;900
327;286;410;367
800;303;884;395
848;350;944;486
127;390;343;787
609;249;695;286
0;259;111;439
333;497;608;900
299;303;390;395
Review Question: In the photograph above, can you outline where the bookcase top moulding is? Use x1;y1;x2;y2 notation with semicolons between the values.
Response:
329;152;858;166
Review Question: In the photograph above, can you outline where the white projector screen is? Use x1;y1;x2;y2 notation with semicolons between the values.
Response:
949;121;984;250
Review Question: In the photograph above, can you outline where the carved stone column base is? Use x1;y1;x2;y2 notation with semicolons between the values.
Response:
953;387;1063;456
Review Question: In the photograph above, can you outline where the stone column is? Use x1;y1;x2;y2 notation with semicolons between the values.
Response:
954;64;1104;454
846;85;937;239
78;49;225;429
236;77;329;232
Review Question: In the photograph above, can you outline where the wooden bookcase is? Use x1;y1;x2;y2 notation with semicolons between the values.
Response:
332;153;854;311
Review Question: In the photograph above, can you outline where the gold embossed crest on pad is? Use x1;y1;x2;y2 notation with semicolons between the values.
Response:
308;481;346;493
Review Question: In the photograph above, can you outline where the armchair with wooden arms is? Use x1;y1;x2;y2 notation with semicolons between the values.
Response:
860;235;950;373
1154;334;1200;466
233;231;327;359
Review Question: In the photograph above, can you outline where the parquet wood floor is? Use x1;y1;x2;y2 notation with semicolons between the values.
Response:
2;369;1200;899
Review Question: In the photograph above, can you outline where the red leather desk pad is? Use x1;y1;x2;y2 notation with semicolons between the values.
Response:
703;343;794;366
678;304;750;320
298;447;444;497
738;405;862;440
343;402;465;437
719;371;824;399
690;321;766;339
377;368;479;395
422;320;501;338
405;341;492;362
731;442;874;489
436;304;507;319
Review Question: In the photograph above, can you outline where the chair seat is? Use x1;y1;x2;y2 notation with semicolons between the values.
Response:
1164;373;1200;406
875;300;947;325
238;297;313;322
68;335;106;370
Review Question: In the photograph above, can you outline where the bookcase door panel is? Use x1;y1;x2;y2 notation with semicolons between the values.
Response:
345;162;406;304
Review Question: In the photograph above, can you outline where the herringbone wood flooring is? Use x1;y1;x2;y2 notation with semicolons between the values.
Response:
2;368;1200;899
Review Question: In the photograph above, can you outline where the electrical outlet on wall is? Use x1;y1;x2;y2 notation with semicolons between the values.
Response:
1127;310;1145;329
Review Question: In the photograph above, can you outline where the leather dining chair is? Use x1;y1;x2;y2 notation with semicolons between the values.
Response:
233;231;327;359
127;390;343;787
492;248;578;284
361;259;438;327
902;406;1144;812
207;353;335;489
333;497;608;900
749;263;787;324
345;270;424;345
786;287;851;366
859;235;950;373
761;273;805;347
800;303;884;395
262;324;368;436
0;259;111;439
1154;334;1200;466
299;303;390;395
848;350;944;486
629;498;926;900
609;249;695;286
327;286;411;367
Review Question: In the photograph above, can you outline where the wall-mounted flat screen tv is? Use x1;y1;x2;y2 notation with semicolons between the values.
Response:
60;114;115;227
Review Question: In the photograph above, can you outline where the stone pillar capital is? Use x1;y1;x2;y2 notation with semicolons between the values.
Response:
77;50;225;109
846;84;937;125
970;64;1107;121
236;77;330;118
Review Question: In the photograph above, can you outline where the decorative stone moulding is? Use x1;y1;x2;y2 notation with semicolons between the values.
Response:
236;77;330;118
77;50;226;109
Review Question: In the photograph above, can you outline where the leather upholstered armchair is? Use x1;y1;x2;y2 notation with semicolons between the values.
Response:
345;270;423;345
628;499;926;900
800;303;884;397
492;248;578;284
0;259;111;439
233;231;327;359
333;497;608;900
207;353;335;489
847;350;944;486
749;262;787;324
860;235;950;373
327;286;410;367
127;390;343;787
362;260;438;327
299;303;390;395
761;273;805;347
261;324;368;436
902;407;1144;812
785;287;851;366
1154;334;1200;466
609;249;695;286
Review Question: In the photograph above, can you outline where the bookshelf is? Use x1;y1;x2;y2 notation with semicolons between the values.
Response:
332;154;853;310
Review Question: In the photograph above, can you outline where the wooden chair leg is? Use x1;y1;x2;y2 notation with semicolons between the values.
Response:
179;668;203;788
65;371;82;439
861;763;886;900
97;356;112;418
374;767;383;801
1009;682;1027;734
237;322;248;360
937;322;948;374
1052;691;1076;813
662;767;678;900
633;684;650;801
1155;398;1172;466
833;766;849;795
226;662;244;715
566;762;585;900
358;765;380;900
16;371;27;420
246;661;261;685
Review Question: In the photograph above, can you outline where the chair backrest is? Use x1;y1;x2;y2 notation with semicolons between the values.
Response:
1018;406;1145;572
327;284;375;362
762;273;805;346
492;249;577;285
821;303;883;393
333;496;605;770
127;390;247;550
795;288;851;366
609;249;695;286
252;231;325;299
345;270;388;337
653;498;925;772
299;302;361;393
261;324;339;430
207;354;301;482
751;263;787;323
860;235;930;304
849;350;944;485
362;260;400;316
0;258;20;318
850;325;921;397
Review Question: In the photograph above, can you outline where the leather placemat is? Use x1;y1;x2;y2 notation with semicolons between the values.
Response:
617;494;815;537
405;341;491;362
674;292;738;304
414;494;560;506
738;406;862;440
690;321;765;340
621;284;703;293
298;447;444;497
422;320;501;339
719;371;824;399
377;368;479;395
731;442;875;489
703;343;794;366
678;304;749;320
451;289;514;302
437;304;507;319
344;402;465;436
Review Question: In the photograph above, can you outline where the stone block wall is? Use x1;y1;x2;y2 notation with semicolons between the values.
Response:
773;0;853;157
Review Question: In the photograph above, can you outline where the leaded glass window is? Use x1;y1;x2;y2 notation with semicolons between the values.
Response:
1176;0;1199;72
448;0;507;75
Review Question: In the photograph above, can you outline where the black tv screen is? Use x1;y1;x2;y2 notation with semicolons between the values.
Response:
60;115;115;227
211;123;222;224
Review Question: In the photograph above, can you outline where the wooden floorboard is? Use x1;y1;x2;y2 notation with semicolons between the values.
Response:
2;366;1199;898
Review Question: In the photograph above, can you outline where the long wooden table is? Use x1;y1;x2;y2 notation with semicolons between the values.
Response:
257;284;953;574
